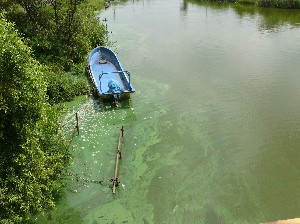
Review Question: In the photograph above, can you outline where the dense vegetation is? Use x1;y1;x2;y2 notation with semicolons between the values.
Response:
0;0;106;222
1;0;106;104
194;0;300;8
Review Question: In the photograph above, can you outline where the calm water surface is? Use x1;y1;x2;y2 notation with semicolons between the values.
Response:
37;0;300;223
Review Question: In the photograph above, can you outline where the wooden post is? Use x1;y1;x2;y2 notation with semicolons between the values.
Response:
69;128;76;141
68;112;80;146
75;112;79;135
112;127;123;194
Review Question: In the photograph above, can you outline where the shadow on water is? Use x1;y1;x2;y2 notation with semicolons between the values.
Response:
36;206;85;224
184;0;300;31
92;97;137;122
34;184;85;223
91;96;133;110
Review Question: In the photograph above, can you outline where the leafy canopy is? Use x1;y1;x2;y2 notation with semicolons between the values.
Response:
0;15;68;222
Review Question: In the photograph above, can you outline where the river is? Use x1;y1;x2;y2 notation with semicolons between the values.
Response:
36;0;300;223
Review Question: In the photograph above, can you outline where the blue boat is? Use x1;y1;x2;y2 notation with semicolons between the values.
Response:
88;46;135;101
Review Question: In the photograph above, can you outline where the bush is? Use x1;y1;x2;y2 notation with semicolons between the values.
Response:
258;0;300;8
45;65;91;105
0;16;69;222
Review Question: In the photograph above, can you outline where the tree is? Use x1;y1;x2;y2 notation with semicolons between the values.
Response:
0;15;68;222
3;0;106;70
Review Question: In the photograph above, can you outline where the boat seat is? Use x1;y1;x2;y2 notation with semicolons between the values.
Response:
98;50;107;64
99;59;107;64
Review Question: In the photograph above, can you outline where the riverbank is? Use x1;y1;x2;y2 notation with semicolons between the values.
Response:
0;0;108;221
192;0;300;9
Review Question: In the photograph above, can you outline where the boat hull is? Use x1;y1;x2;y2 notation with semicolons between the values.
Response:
88;46;135;100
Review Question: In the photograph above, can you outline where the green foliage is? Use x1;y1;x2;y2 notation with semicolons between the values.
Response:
0;0;107;220
0;16;68;222
2;0;106;104
5;0;106;70
45;64;91;105
237;0;258;4
191;0;300;8
258;0;300;8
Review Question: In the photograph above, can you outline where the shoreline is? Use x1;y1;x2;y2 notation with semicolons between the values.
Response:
188;0;300;9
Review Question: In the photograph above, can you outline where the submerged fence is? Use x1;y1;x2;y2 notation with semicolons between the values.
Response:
60;109;127;194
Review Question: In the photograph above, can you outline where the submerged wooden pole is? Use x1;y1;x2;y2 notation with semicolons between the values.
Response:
261;218;300;224
68;112;80;146
112;127;123;194
69;127;77;141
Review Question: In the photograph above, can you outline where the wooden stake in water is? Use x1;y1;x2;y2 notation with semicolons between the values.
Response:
75;112;79;135
69;112;80;146
112;127;123;194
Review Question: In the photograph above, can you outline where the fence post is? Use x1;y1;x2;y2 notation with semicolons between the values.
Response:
112;127;124;194
75;112;79;135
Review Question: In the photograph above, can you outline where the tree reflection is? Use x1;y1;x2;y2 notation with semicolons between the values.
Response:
185;0;300;32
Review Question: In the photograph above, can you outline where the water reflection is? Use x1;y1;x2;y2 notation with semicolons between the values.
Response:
186;0;300;32
180;0;188;16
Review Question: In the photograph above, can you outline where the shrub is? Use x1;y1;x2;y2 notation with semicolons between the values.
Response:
0;16;68;222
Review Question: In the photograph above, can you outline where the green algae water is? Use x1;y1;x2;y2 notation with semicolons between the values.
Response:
36;0;300;223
